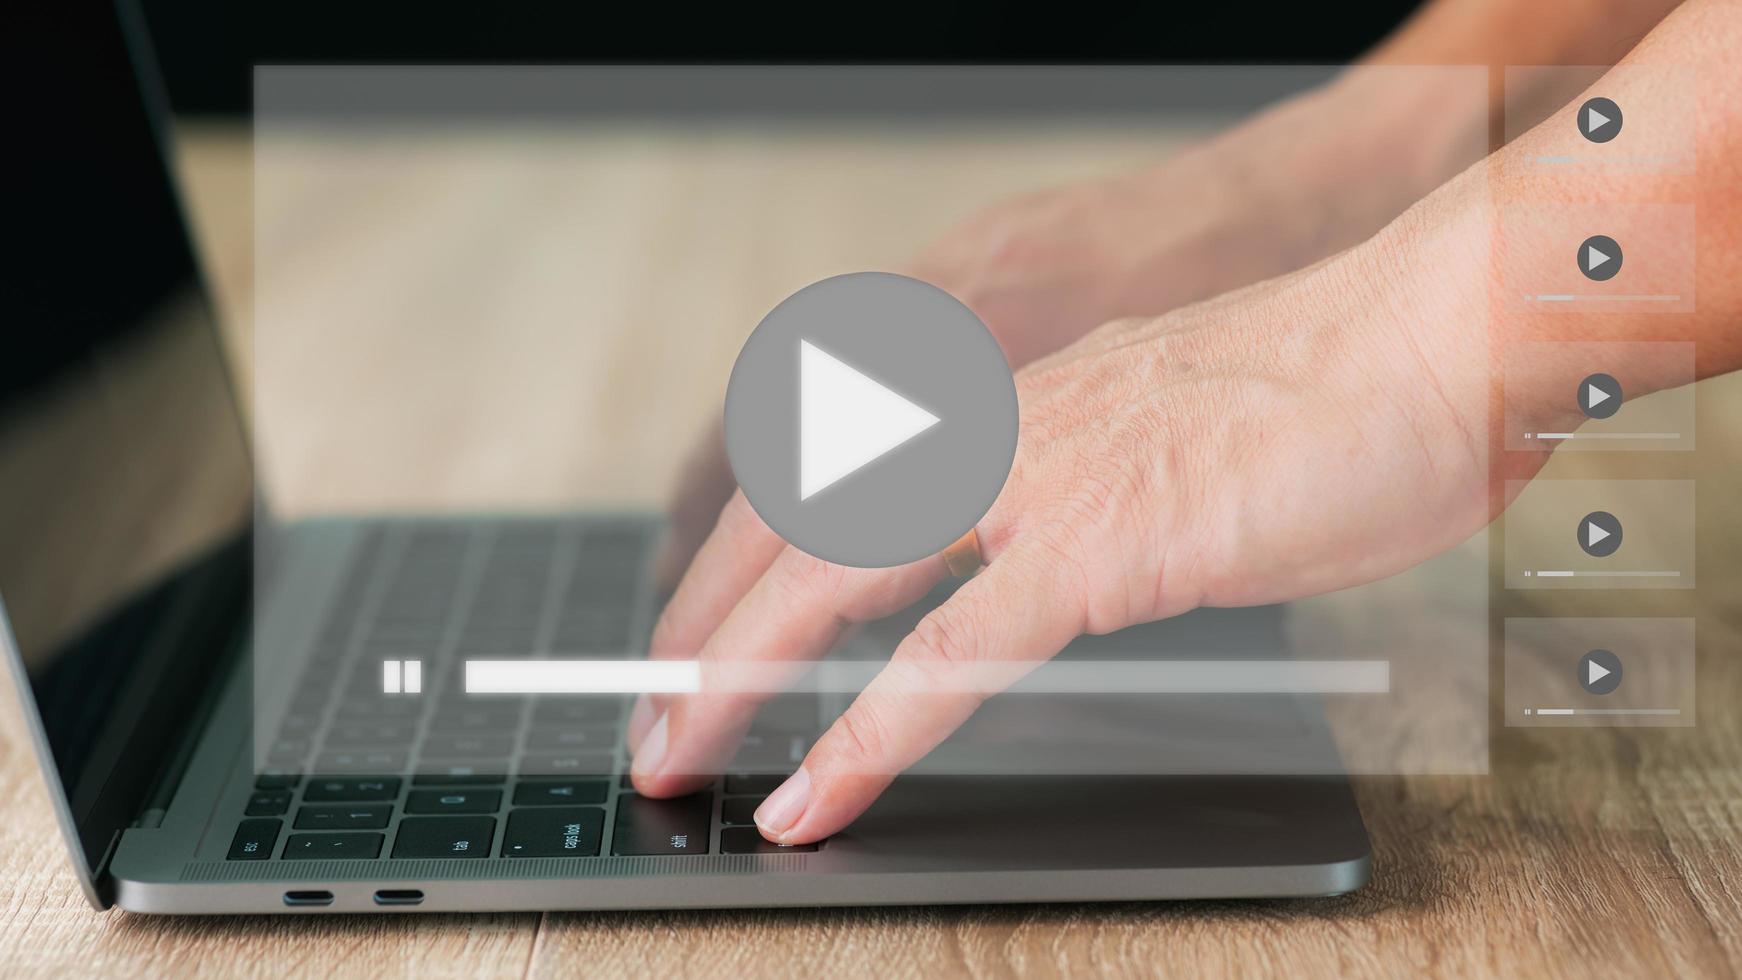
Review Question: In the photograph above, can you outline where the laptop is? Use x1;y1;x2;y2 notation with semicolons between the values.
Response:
0;0;1369;913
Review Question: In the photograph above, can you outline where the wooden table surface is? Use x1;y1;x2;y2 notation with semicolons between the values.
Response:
0;123;1737;978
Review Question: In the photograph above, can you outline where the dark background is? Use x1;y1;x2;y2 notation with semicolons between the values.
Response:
141;0;1422;117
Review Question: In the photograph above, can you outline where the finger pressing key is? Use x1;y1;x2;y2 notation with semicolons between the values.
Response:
629;545;947;799
754;543;1083;844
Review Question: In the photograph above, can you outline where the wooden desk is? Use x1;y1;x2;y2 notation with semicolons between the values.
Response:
0;125;1736;978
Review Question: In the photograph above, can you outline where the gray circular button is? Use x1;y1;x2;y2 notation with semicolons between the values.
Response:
723;272;1018;568
1579;372;1623;419
1578;648;1622;695
1579;235;1623;282
1578;511;1623;558
1578;97;1623;143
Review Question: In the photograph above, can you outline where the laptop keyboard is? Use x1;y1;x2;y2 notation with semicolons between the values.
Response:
228;519;820;862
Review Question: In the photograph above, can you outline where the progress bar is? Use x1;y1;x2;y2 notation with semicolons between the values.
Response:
453;659;1392;696
1521;570;1682;578
1523;432;1682;441
1525;294;1682;303
1524;707;1682;716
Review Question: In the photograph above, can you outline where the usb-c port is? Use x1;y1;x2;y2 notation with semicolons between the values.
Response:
374;889;424;906
283;890;334;906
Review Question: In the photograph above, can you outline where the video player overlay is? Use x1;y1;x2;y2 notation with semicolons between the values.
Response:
249;65;1525;796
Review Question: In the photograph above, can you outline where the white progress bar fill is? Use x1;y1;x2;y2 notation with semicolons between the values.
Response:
462;659;1390;696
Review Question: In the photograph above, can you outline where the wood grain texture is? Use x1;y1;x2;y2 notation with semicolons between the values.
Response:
0;124;1737;979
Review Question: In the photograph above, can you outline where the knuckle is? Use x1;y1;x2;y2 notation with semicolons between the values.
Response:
771;550;838;601
908;605;983;670
829;701;897;768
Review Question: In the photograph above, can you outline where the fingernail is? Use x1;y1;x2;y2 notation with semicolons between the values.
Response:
632;712;669;778
754;767;812;839
626;697;656;751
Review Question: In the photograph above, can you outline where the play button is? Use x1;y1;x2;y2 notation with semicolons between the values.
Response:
1578;648;1623;695
1577;97;1622;143
799;340;939;500
1579;372;1623;419
724;272;1018;568
1577;511;1623;558
1579;235;1623;282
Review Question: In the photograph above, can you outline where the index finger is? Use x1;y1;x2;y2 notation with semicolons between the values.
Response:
754;541;1085;844
629;491;787;750
629;544;946;797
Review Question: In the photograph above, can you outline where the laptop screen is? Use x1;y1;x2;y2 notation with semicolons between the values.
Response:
0;1;252;890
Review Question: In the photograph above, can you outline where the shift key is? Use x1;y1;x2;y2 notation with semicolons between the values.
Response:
612;793;711;855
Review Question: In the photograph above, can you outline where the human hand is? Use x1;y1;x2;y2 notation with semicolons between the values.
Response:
631;187;1535;844
650;68;1485;588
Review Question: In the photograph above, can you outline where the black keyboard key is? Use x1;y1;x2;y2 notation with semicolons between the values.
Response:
295;804;393;830
303;777;401;802
426;709;521;733
519;752;615;778
502;807;604;857
392;816;495;858
283;832;384;859
720;796;763;826
611;793;711;855
227;818;281;860
513;779;608;806
724;774;786;795
405;789;502;814
254;772;301;790
531;699;623;727
325;722;415;748
314;750;407;774
421;735;514;757
720;827;818;854
411;769;507;785
336;698;423;719
245;790;292;816
524;727;618;752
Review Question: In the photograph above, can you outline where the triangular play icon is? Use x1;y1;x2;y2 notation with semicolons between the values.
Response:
799;340;941;500
1587;522;1611;548
1586;106;1610;132
1587;660;1611;685
1586;383;1611;408
1586;245;1612;271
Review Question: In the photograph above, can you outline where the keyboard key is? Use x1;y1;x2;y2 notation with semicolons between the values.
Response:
326;722;415;748
303;777;401;802
406;789;501;814
502;807;605;857
719;796;762;826
727;733;808;770
611;793;711;856
269;737;311;757
412;769;506;785
227;818;281;860
392;816;495;858
519;752;615;778
524;727;618;752
531;699;623;727
724;774;786;795
426;709;520;733
336;698;423;719
254;772;301;790
245;791;292;816
314;750;406;774
513;779;608;806
295;804;393;830
421;735;514;757
283;832;384;860
720;827;818;854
